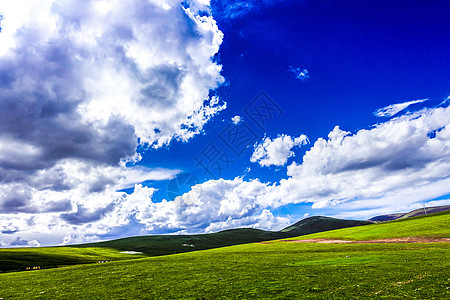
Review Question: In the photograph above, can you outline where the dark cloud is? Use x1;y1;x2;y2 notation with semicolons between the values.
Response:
8;236;40;247
10;236;31;246
42;199;73;213
0;188;35;213
87;175;116;193
1;222;18;234
60;203;115;225
0;33;137;174
0;0;225;245
139;64;186;106
0;187;72;214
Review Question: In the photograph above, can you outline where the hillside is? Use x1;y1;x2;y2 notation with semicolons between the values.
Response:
72;216;370;256
73;228;283;256
0;215;369;273
0;210;448;299
286;210;450;241
369;205;450;222
281;216;371;235
2;209;448;274
0;247;146;273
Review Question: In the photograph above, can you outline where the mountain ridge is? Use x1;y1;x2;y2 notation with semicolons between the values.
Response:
368;205;450;222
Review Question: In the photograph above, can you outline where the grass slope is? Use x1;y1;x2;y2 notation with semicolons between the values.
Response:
0;247;146;273
284;210;450;241
2;216;368;273
73;216;370;255
73;228;283;256
281;216;371;235
369;204;450;221
0;211;448;299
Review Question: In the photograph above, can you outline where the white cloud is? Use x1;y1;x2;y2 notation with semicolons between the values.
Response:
251;134;308;167
231;115;242;124
288;66;309;81
1;1;448;246
155;102;450;230
133;100;450;231
0;0;224;158
131;177;276;232
204;209;289;232
374;98;428;117
0;236;41;248
5;101;449;246
270;104;450;216
0;0;225;247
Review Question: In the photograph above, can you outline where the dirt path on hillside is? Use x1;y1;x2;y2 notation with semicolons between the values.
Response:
274;237;450;244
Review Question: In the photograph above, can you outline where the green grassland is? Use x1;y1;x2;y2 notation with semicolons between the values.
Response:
0;216;370;273
0;247;146;273
73;228;284;255
0;211;449;299
283;210;450;241
71;216;369;256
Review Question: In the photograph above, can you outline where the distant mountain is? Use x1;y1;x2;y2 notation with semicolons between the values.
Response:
280;216;372;236
369;205;450;222
73;216;371;256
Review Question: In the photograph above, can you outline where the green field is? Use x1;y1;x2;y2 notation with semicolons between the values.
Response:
0;216;370;274
0;212;448;299
284;210;450;241
70;216;369;256
0;247;146;273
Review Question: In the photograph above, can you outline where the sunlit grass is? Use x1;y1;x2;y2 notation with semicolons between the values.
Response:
0;211;448;299
0;247;145;273
283;210;450;241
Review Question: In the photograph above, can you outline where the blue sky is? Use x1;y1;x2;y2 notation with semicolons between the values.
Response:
139;0;450;209
0;0;449;247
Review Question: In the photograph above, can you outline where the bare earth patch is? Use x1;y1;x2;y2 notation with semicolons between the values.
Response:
277;237;450;244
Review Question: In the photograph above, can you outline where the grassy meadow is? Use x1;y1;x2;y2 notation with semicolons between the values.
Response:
283;210;450;241
0;247;146;273
1;216;370;274
0;212;448;299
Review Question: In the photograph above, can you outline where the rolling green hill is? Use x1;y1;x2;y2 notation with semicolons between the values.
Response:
1;210;447;275
0;247;146;273
0;216;370;273
285;210;450;241
0;210;448;299
369;204;450;222
73;216;371;256
280;215;371;235
73;228;283;256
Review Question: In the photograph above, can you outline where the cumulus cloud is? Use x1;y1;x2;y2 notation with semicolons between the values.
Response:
5;99;449;246
41;177;288;244
0;0;225;246
251;134;308;167
126;177;289;233
271;104;450;215
2;1;448;247
288;66;309;81
374;98;428;117
166;101;450;227
1;236;41;248
231;115;242;124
